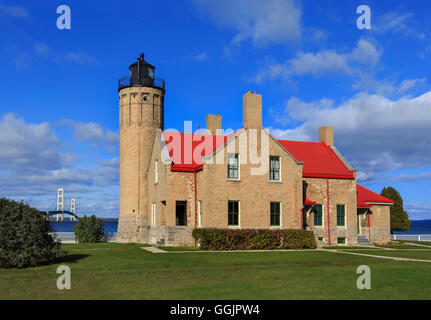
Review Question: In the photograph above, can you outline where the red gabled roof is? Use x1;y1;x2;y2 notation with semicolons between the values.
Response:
357;184;395;205
162;131;228;172
277;140;354;179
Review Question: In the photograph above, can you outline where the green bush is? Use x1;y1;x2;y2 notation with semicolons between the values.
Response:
192;228;316;250
73;215;105;243
0;198;62;268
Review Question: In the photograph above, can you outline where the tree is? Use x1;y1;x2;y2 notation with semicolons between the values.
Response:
73;215;105;243
0;198;62;268
381;187;411;233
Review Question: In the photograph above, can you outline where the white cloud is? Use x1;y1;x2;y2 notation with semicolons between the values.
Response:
268;90;431;178
61;51;98;65
192;52;209;61
252;38;382;83
374;11;425;39
0;2;28;18
60;120;119;153
0;113;63;172
0;114;119;217
193;0;302;46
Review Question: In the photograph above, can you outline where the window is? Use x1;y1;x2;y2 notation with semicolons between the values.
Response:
228;200;239;226
318;237;324;241
155;160;158;184
151;203;156;226
337;237;346;244
337;204;346;226
270;202;281;226
227;154;239;179
314;204;323;226
198;200;202;227
269;156;280;181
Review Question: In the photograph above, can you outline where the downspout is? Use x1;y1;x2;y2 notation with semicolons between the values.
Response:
194;170;197;246
326;178;331;245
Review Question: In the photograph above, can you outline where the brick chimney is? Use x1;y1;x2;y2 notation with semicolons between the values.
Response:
206;114;222;135
243;91;262;129
319;125;334;146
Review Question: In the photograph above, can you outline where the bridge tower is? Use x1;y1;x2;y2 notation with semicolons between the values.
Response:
57;188;64;221
70;198;76;221
117;52;165;242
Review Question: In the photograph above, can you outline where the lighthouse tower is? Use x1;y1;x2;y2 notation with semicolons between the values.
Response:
116;53;165;242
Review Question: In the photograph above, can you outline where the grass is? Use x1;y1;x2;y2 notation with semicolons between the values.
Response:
1;242;431;299
342;249;431;260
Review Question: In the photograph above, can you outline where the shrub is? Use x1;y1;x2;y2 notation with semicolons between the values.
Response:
192;228;316;250
0;198;62;268
73;215;105;243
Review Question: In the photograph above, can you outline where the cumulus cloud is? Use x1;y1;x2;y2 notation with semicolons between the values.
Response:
252;38;383;84
0;114;64;172
60;120;119;153
193;0;302;46
268;90;431;179
0;114;119;217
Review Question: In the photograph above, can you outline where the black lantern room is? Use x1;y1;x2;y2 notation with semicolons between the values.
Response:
118;52;165;91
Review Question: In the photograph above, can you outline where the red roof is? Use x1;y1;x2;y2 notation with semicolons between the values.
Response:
357;184;394;205
163;131;228;172
277;140;354;179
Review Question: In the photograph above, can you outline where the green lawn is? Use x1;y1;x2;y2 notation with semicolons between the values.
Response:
1;242;431;300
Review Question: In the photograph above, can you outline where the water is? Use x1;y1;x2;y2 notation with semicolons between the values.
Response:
50;219;118;233
49;218;431;236
393;220;431;235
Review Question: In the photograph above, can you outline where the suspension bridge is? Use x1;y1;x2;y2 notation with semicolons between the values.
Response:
42;188;80;221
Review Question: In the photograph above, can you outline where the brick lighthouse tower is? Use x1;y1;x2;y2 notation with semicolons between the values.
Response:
116;53;165;242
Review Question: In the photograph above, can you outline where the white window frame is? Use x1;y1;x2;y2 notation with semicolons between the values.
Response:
155;160;158;184
336;204;347;227
151;202;156;226
228;200;240;227
269;156;281;181
198;200;202;227
270;201;282;227
227;153;240;180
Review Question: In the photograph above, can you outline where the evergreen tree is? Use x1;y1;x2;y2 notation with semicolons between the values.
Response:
381;187;411;233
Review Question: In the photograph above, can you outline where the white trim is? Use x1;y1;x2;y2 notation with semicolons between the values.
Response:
365;202;394;206
228;200;240;228
151;202;156;226
270;201;282;227
227;153;240;180
336;204;347;227
198;200;202;227
155;159;158;184
269;155;282;182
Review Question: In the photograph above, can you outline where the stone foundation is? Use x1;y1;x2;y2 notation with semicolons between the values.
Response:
116;213;147;243
144;226;195;246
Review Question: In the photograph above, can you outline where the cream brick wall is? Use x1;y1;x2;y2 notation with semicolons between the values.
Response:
117;86;164;242
303;177;358;245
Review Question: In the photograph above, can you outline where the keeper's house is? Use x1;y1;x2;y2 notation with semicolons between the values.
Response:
117;53;394;246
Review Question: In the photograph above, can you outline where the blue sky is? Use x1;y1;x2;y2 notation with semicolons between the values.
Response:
1;0;431;219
